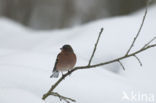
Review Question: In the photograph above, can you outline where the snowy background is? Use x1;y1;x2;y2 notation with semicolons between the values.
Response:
0;5;156;103
0;0;151;29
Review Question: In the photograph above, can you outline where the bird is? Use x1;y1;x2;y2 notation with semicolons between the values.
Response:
50;44;77;78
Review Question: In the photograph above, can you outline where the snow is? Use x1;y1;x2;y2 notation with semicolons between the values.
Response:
0;5;156;103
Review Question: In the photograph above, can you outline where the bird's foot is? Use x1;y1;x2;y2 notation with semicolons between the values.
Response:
68;70;71;76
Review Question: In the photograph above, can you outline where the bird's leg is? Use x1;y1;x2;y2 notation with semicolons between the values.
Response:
68;70;71;76
61;71;64;76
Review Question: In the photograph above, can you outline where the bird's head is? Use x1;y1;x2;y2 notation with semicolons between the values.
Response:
60;44;73;52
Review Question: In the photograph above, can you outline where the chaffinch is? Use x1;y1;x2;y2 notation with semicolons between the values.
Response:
50;44;77;78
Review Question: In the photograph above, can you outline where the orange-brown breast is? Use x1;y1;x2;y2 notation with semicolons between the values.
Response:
56;51;76;71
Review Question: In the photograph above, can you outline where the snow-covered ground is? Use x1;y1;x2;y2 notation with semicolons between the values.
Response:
0;5;156;103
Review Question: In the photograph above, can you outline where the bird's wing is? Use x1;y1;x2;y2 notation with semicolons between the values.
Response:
52;53;61;72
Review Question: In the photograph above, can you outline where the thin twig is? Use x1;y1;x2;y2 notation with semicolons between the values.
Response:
141;36;156;49
125;0;149;56
42;44;156;100
88;28;104;66
118;60;125;71
42;1;155;100
50;92;76;103
134;55;142;66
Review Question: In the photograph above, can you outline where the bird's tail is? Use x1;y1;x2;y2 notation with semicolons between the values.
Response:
50;71;59;78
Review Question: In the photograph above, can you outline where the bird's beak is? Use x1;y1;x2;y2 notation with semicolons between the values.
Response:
60;48;62;50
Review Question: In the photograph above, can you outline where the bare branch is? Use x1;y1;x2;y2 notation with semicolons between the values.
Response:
125;0;149;56
142;36;156;49
134;55;142;66
42;43;156;100
50;92;76;103
88;28;104;66
42;1;155;101
118;60;125;71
